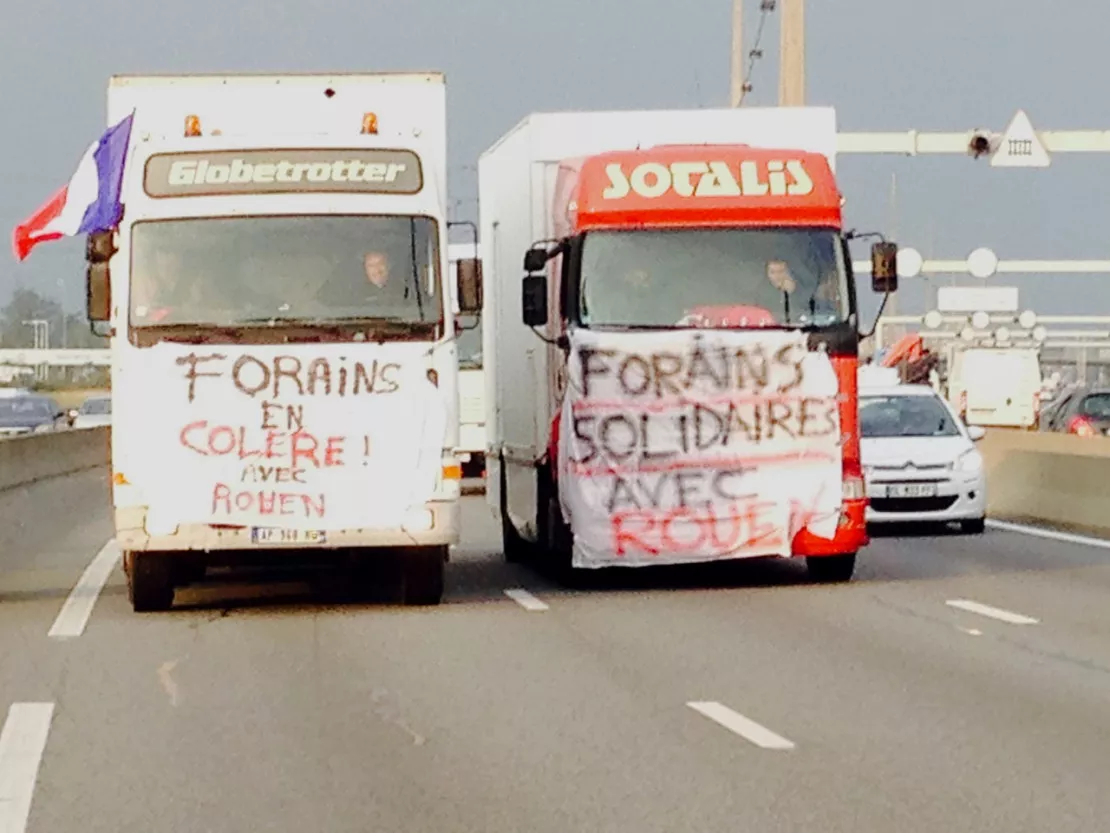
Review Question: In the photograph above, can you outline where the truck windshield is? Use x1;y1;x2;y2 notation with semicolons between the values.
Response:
129;215;442;334
577;227;849;329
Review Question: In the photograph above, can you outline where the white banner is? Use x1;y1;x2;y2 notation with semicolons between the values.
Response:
124;343;448;531
557;329;844;568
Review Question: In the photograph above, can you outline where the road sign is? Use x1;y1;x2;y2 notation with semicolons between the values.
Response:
936;286;1019;313
990;110;1051;168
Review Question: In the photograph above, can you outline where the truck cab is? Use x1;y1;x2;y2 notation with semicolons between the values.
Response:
85;73;480;611
477;107;898;584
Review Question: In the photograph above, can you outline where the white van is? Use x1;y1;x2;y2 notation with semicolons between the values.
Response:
948;347;1042;429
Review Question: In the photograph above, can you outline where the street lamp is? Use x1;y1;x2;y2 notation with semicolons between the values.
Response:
21;319;49;382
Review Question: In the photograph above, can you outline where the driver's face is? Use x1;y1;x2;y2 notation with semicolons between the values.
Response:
767;260;796;292
364;252;390;287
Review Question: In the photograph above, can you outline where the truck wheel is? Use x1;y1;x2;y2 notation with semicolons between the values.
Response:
500;461;528;563
806;553;856;583
127;551;175;612
546;494;584;588
502;511;528;564
401;545;446;607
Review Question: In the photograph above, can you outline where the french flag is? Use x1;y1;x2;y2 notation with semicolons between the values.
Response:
12;112;134;262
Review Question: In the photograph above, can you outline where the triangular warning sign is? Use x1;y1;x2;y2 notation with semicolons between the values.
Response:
991;109;1050;168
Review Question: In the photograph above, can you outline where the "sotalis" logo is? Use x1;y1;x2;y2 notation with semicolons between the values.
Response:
601;159;815;200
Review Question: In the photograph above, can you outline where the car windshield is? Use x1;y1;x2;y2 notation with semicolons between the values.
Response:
578;227;849;329
129;215;442;333
860;394;962;439
0;398;54;419
79;398;111;416
1078;393;1110;419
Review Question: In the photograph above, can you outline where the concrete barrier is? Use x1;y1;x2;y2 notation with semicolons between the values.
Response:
981;429;1110;536
0;428;109;492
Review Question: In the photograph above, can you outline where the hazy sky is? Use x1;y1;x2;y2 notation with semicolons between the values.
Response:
2;0;1108;328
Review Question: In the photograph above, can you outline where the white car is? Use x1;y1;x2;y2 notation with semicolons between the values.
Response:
859;384;987;533
71;394;112;429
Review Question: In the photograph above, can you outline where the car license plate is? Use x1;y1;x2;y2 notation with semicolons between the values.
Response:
250;527;327;545
884;483;938;499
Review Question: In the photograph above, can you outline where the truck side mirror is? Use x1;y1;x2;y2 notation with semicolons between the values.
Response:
456;257;483;314
87;262;111;323
523;247;549;273
86;230;117;264
522;274;548;327
871;241;899;293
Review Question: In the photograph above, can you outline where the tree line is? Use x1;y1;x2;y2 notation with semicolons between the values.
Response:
0;288;104;350
0;288;108;389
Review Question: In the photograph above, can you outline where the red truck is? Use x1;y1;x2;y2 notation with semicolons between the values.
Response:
478;108;898;583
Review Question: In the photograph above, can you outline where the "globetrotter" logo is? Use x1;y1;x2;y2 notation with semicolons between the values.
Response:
169;158;410;186
601;159;815;200
143;148;423;197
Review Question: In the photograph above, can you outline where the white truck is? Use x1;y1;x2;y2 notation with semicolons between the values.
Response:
948;346;1042;429
84;72;482;610
448;241;486;480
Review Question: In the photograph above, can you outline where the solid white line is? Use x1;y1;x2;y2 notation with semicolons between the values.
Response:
503;588;549;611
686;701;796;750
48;540;121;640
0;703;55;833
946;598;1039;626
986;519;1110;551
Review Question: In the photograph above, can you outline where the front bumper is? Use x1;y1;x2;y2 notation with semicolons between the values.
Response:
864;470;986;524
115;501;460;552
792;498;869;556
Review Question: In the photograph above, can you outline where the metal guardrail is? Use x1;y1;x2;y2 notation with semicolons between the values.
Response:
0;349;110;367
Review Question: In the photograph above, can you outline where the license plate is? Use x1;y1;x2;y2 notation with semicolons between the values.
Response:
250;527;327;545
884;483;938;499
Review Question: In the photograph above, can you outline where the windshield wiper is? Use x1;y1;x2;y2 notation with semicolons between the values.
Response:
132;323;249;344
247;315;433;332
235;316;436;341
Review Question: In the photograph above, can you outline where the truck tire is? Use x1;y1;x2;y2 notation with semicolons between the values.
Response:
126;551;175;612
500;459;528;563
401;545;446;606
502;510;528;564
545;494;584;588
806;553;856;583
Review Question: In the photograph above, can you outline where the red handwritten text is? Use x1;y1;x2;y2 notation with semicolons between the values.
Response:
211;484;326;519
610;499;787;557
180;422;347;468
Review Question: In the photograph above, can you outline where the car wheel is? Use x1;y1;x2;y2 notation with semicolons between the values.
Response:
962;517;986;534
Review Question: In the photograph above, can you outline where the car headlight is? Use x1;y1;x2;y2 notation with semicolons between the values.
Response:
955;448;984;473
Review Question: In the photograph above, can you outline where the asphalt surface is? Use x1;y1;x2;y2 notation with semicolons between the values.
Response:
3;468;1110;832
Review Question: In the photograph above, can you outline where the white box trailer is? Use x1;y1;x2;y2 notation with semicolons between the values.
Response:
477;107;879;576
90;72;481;610
948;346;1042;429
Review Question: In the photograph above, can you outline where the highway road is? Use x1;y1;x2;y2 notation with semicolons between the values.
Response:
3;470;1110;832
